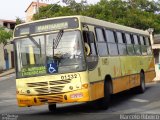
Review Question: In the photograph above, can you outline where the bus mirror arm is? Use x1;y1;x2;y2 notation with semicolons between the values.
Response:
83;25;89;31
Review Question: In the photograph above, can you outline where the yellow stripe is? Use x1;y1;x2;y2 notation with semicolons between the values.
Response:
29;46;35;64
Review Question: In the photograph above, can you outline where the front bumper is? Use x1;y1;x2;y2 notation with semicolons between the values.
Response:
17;88;90;107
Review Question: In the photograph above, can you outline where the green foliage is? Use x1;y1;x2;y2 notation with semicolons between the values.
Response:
0;27;12;45
16;17;24;25
32;0;160;33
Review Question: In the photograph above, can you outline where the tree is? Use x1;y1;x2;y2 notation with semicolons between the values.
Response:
127;0;160;13
0;27;12;45
16;17;24;25
32;0;160;33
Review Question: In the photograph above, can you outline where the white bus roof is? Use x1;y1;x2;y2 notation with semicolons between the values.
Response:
16;15;149;36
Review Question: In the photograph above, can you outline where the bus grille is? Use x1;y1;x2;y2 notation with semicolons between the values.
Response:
27;82;48;87
37;95;63;103
34;86;64;94
49;79;70;85
27;79;72;94
27;79;71;87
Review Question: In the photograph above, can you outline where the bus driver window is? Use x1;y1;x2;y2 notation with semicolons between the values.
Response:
83;31;98;70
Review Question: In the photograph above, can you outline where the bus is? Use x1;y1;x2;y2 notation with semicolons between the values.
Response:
13;15;155;111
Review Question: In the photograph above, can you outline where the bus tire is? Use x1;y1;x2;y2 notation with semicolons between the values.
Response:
48;104;56;112
98;80;112;109
136;72;145;93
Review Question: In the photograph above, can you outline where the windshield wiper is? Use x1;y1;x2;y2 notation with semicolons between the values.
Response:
52;30;64;60
54;30;64;49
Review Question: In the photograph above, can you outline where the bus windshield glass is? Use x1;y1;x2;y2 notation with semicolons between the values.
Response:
15;30;86;78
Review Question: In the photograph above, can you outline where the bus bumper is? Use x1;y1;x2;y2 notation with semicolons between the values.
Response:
17;88;90;107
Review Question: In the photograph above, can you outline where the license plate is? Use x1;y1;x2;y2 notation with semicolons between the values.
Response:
70;93;83;99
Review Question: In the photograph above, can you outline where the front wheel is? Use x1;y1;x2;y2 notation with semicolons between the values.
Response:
97;81;112;109
48;104;56;112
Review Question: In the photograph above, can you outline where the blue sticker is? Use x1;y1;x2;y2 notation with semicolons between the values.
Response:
47;60;58;74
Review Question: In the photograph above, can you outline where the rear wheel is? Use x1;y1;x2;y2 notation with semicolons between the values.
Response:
48;104;56;112
136;72;145;93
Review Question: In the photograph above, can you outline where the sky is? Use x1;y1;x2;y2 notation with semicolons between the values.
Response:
0;0;99;21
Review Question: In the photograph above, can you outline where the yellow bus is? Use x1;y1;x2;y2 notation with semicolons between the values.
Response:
13;16;155;111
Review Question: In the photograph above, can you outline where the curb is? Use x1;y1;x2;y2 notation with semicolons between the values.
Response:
0;73;15;81
0;72;15;77
153;80;160;83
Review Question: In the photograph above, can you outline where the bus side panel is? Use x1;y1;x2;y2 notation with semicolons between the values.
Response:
90;81;104;101
88;62;104;101
100;57;122;79
88;57;122;101
112;76;129;94
120;56;140;89
100;57;124;94
145;57;156;83
145;71;156;83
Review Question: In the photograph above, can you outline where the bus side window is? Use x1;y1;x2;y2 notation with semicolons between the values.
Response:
125;33;134;55
83;31;98;70
133;34;141;55
95;28;108;56
116;31;127;55
105;29;118;56
140;36;147;55
83;31;97;56
145;37;152;55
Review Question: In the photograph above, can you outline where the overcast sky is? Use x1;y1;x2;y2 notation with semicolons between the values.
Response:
0;0;99;21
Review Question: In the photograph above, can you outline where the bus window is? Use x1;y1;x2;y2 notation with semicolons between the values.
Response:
87;31;97;56
140;36;147;55
133;35;141;55
95;28;108;56
125;33;134;55
21;47;29;66
15;36;46;77
116;32;127;55
105;30;118;56
145;37;151;46
83;31;98;70
95;28;105;42
140;36;144;45
145;37;152;55
133;35;139;45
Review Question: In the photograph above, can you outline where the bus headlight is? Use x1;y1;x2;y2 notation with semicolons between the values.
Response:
69;86;73;90
26;90;30;94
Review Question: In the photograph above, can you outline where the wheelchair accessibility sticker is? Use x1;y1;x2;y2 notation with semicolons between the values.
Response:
47;62;58;74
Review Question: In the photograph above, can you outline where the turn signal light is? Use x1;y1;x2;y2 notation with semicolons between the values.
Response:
82;83;88;89
16;91;19;94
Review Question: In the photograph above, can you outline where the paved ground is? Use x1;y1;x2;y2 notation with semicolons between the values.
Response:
0;75;160;120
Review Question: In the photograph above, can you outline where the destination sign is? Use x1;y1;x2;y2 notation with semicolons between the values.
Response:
14;17;79;37
35;22;68;33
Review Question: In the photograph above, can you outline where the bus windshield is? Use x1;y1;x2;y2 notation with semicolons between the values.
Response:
15;30;86;78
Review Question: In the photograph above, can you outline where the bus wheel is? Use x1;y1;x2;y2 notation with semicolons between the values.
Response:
98;80;112;109
48;104;56;112
136;72;145;93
